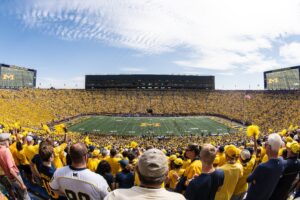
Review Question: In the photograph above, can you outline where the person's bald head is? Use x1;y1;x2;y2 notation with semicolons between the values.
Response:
70;142;88;165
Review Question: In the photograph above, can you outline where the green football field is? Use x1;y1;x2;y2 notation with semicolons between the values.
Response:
68;116;232;136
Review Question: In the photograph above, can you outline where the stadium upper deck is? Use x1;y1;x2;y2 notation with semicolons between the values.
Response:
85;74;215;90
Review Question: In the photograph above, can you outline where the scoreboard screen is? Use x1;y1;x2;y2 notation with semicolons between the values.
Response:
0;65;36;88
264;67;300;90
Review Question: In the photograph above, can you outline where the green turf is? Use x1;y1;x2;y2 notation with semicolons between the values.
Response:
68;116;232;136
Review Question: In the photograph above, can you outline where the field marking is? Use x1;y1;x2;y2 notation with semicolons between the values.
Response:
68;116;231;136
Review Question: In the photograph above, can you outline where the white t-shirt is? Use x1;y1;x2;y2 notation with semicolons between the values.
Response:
50;166;110;200
104;186;186;200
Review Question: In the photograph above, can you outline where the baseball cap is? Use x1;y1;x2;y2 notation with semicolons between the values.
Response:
119;159;129;168
26;136;33;142
92;149;100;157
0;133;11;142
89;145;96;152
174;158;183;166
169;155;177;161
225;145;238;158
138;148;168;178
130;141;138;148
286;141;300;154
286;136;293;143
240;149;251;161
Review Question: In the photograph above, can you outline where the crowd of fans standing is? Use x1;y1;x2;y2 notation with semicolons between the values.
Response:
0;126;298;200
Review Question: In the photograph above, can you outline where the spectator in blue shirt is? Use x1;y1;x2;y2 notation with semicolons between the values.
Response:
185;144;224;200
245;133;285;200
115;159;134;189
269;140;300;200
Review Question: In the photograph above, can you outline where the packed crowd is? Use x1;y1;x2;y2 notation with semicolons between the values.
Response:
0;89;300;199
0;124;298;200
1;89;300;132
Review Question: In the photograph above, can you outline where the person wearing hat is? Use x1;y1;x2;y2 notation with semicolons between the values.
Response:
0;133;31;199
24;135;39;163
185;144;224;200
245;133;285;200
104;148;185;200
115;159;134;189
168;154;177;170
232;148;256;200
166;158;185;190
269;140;300;200
87;149;101;172
215;144;243;200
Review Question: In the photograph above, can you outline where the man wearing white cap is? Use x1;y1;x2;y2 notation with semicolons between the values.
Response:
104;148;185;200
0;133;31;199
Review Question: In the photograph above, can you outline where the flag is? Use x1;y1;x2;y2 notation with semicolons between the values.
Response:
244;94;251;100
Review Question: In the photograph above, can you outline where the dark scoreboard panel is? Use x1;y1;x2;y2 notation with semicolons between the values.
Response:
264;66;300;90
85;75;215;90
0;64;36;88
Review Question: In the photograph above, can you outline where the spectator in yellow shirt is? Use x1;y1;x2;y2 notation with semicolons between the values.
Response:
216;146;226;167
87;149;101;172
107;149;121;176
101;149;109;160
215;145;243;200
175;144;202;193
166;158;185;190
232;149;256;200
16;141;34;184
24;136;39;162
184;144;202;184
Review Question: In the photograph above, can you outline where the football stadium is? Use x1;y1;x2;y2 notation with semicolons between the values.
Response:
1;2;300;200
0;66;299;200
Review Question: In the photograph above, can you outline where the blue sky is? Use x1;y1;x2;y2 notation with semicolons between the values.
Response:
1;0;300;89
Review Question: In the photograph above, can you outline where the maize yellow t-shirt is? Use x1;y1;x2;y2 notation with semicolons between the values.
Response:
184;159;202;180
24;144;39;162
168;168;185;190
53;143;67;169
15;149;30;165
106;157;121;176
234;155;256;195
215;162;243;200
87;158;100;172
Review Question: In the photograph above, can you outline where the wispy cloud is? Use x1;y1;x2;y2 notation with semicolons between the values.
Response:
217;72;234;76
280;42;300;65
7;0;300;72
120;67;145;73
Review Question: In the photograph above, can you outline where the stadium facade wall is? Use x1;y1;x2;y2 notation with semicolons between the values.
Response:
85;74;215;90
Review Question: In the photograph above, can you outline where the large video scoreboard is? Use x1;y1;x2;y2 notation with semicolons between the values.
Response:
264;66;300;90
0;64;36;88
86;74;215;90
